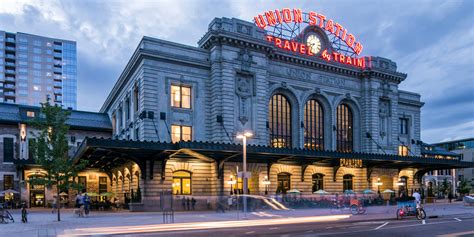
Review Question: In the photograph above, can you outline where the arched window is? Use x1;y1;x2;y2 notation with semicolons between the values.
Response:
277;173;291;194
304;99;324;150
269;94;292;148
336;103;353;152
343;174;353;192
172;171;191;195
312;173;324;192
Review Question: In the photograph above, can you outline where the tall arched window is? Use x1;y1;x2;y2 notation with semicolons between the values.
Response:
343;174;353;192
312;173;324;192
172;171;191;195
336;103;353;152
304;99;324;150
269;94;292;148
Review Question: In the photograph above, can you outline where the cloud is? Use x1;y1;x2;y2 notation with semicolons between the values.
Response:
1;0;473;143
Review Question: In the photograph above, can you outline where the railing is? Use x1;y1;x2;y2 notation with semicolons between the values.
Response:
5;54;15;59
6;38;15;43
5;46;15;51
5;77;15;81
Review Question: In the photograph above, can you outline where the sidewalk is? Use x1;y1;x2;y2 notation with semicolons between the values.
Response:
0;202;472;236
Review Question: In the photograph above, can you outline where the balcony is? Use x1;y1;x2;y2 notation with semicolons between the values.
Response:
53;45;62;50
5;69;15;75
4;84;15;90
5;62;16;67
4;91;15;97
5;54;15;59
6;37;15;43
5;76;15;82
5;46;15;52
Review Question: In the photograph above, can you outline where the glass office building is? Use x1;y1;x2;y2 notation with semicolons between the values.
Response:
0;31;77;109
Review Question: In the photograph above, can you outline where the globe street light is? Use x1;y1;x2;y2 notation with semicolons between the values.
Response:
236;131;253;218
262;175;271;195
374;178;383;194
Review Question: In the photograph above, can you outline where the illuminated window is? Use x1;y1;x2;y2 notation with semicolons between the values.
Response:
304;99;324;150
398;145;409;156
172;171;191;195
269;94;292;148
343;174;353;192
171;85;191;109
171;125;192;143
27;111;35;117
336;103;353;152
312;173;324;192
3;175;13;190
400;118;409;135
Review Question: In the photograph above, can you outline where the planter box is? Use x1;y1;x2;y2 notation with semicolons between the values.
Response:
128;203;145;212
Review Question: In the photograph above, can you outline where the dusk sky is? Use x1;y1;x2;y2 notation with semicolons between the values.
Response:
1;0;473;143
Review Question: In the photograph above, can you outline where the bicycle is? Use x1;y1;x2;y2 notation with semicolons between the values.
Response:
350;199;366;215
0;209;14;224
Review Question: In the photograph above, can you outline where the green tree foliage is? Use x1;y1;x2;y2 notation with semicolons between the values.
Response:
438;178;450;198
457;177;472;196
28;99;88;221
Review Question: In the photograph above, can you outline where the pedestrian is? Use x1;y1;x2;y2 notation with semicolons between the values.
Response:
191;197;196;210
181;196;186;211
448;192;453;203
206;198;211;210
21;204;28;223
83;193;91;216
52;196;57;214
186;197;190;211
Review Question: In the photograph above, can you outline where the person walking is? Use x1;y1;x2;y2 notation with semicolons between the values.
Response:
448;192;453;203
191;197;196;211
186;197;190;211
21;204;28;223
83;193;91;216
181;197;186;211
52;196;57;214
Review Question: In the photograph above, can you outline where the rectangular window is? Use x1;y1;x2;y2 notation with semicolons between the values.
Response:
3;137;14;162
398;145;409;156
400;118;409;135
78;176;87;192
4;175;14;190
99;177;107;195
125;97;130;121
171;125;192;143
134;86;139;113
27;111;36;117
170;85;191;109
112;114;116;135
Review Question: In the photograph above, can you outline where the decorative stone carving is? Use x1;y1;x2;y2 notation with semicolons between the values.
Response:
237;24;251;35
314;88;321;95
287;68;311;81
318;75;345;88
235;74;254;125
379;99;391;143
238;48;253;72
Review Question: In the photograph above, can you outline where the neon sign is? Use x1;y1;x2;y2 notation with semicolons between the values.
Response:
253;8;367;69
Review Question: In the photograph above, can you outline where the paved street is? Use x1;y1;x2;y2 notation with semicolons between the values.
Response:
0;202;472;236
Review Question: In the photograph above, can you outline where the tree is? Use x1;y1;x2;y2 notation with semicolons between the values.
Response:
28;99;87;221
438;178;450;198
457;177;472;197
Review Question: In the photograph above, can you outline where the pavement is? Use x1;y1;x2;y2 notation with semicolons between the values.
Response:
0;201;472;236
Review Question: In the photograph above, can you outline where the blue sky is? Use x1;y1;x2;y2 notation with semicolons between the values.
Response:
1;0;473;143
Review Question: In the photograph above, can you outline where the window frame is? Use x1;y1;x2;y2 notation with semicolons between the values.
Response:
312;173;324;192
304;99;324;150
336;103;353;152
3;174;14;190
342;174;353;192
269;94;292;148
171;85;192;109
399;118;409;135
171;125;192;143
172;170;192;195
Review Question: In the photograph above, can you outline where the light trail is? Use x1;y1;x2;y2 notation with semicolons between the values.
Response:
61;214;351;236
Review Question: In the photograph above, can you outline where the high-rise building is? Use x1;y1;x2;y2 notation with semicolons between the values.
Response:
0;31;77;109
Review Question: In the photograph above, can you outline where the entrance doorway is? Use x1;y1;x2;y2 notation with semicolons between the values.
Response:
277;173;291;194
30;188;45;207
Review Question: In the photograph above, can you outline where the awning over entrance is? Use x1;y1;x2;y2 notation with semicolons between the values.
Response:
73;137;474;182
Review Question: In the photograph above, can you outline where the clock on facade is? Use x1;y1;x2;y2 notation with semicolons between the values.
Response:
306;34;322;55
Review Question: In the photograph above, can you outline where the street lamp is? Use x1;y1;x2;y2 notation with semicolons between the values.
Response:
374;178;383;194
236;131;253;218
262;175;271;195
227;175;236;195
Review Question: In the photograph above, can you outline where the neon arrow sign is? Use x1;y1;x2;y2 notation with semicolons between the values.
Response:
253;8;367;69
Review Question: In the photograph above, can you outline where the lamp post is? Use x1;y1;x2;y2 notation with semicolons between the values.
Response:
395;178;404;196
374;178;383;194
236;131;253;218
227;175;236;195
262;175;271;195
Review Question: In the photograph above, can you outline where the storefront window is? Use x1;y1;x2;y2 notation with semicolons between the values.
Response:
3;175;13;190
343;174;353;192
172;171;191;195
99;177;107;195
336;103;353;152
312;173;324;192
78;176;87;192
269;94;292;148
171;85;191;109
171;125;192;143
277;173;291;194
304;99;324;150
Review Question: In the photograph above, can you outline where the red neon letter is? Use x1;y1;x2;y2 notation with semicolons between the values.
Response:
275;38;282;48
332;52;339;61
341;29;347;41
282;8;292;23
291;41;299;52
325;19;335;34
346;34;355;48
283;40;291;50
357;58;365;68
275;9;283;24
316;14;326;28
299;44;306;54
334;23;343;38
266;35;274;42
254;15;266;29
265;11;277;26
293;9;303;23
354;42;363;55
339;55;345;63
346;56;352;65
308;11;317;25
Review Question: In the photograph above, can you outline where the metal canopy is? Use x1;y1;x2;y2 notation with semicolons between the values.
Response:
74;137;474;178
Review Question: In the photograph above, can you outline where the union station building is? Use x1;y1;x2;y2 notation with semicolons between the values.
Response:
1;12;472;209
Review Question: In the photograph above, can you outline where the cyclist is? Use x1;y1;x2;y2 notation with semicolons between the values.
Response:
412;190;421;207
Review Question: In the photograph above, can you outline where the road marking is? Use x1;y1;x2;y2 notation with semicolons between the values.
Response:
245;231;255;234
306;230;314;233
269;227;279;230
454;218;462;222
374;222;389;230
422;220;426;225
